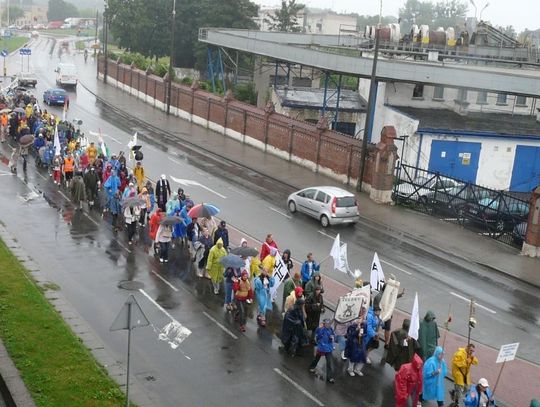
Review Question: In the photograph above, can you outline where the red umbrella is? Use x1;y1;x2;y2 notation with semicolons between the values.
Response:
187;203;220;218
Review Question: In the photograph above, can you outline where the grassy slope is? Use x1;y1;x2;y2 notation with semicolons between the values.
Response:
0;239;125;407
0;37;29;53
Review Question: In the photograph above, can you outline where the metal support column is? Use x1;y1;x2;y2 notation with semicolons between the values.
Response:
332;74;343;130
274;61;278;88
286;62;291;86
217;48;226;93
207;47;216;93
321;71;330;117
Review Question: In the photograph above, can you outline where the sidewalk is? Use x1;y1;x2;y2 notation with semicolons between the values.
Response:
77;62;539;290
76;63;540;406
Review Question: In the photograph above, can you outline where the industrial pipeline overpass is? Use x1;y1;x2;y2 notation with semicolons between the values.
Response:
198;28;540;98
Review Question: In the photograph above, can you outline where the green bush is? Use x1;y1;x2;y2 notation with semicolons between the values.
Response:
234;82;257;105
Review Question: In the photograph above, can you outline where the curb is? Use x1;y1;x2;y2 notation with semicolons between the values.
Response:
0;338;36;407
0;225;156;407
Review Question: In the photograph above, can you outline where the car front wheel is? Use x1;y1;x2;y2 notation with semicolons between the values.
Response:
320;215;330;228
288;200;296;213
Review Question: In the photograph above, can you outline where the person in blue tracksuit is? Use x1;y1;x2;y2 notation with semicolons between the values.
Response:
309;318;336;383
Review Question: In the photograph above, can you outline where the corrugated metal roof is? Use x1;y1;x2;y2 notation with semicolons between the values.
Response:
274;86;367;112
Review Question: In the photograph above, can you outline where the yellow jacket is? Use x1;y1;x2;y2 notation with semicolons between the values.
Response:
451;347;478;386
86;145;98;164
133;166;145;188
262;254;276;276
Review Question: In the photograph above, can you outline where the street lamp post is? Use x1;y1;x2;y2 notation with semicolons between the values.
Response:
479;2;489;21
166;0;177;115
469;0;477;19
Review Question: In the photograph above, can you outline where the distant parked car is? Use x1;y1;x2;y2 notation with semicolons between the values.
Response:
43;88;69;106
463;197;529;231
31;30;39;38
15;71;38;87
287;186;359;227
394;175;462;202
425;185;491;217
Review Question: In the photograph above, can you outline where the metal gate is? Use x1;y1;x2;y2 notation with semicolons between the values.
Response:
393;164;531;247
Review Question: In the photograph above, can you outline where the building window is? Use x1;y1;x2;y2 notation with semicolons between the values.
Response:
457;88;468;102
412;84;424;99
516;96;527;106
433;86;444;100
476;91;488;104
496;93;507;105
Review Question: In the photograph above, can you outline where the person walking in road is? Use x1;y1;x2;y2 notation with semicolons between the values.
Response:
63;152;75;187
223;266;241;311
423;346;447;406
261;247;277;276
305;286;324;343
284;286;304;313
196;227;213;277
107;190;122;232
386;319;421;372
301;252;320;289
281;298;306;356
395;354;424;407
166;192;180;215
206;238;227;294
133;161;145;191
259;233;278;261
451;344;479;405
155;174;171;211
83;166;100;207
282;271;302;311
155;223;173;263
465;378;496;407
213;220;230;251
123;182;137;199
233;270;252;332
304;271;324;298
345;322;366;377
103;169;120;203
363;305;382;365
282;248;293;274
0;111;8;143
419;310;440;361
309;319;336;383
123;204;140;245
70;171;86;210
86;141;98;165
254;268;275;327
149;209;164;256
138;187;150;226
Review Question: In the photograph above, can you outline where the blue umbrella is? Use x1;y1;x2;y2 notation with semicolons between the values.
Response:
219;254;244;268
188;203;220;218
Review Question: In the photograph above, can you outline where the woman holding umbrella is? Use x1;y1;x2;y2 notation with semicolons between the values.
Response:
206;238;227;294
220;254;245;311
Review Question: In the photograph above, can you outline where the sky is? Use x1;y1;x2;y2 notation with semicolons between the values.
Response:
253;0;539;32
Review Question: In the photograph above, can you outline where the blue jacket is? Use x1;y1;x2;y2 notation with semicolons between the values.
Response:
363;307;380;345
254;275;275;313
315;326;335;353
107;195;122;215
423;346;447;401
301;260;320;283
465;386;496;407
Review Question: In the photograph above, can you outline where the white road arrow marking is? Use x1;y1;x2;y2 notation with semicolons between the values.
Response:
170;175;227;199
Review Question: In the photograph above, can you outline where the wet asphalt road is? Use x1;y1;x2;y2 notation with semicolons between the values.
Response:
0;35;539;406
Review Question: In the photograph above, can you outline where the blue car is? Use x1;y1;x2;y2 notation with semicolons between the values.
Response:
43;88;69;106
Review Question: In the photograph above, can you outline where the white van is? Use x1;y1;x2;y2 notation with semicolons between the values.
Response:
55;63;78;87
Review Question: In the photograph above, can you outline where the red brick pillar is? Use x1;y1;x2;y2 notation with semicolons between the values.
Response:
369;126;398;203
522;185;540;257
263;101;275;152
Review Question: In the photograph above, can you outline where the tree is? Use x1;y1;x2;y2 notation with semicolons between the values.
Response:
497;25;517;39
432;0;467;29
2;6;25;24
264;0;305;32
47;0;79;21
357;14;398;29
399;0;467;30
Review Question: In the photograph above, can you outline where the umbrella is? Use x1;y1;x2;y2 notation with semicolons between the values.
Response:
160;216;184;226
13;107;25;114
231;246;259;257
19;134;35;148
0;108;11;114
219;254;245;268
121;197;145;209
188;203;220;218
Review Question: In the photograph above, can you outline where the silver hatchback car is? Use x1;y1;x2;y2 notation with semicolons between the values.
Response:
287;186;359;227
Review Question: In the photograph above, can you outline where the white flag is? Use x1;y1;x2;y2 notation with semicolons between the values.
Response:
269;252;289;300
127;132;138;161
408;292;420;340
330;233;342;270
370;252;385;291
339;243;350;274
53;125;61;156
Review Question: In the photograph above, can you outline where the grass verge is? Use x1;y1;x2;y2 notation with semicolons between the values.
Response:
39;29;94;37
0;37;29;53
0;238;125;407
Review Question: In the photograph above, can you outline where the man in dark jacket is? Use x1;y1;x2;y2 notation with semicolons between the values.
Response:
305;286;324;343
213;220;229;250
281;299;305;356
155;174;171;211
419;310;440;360
84;166;100;207
386;319;421;371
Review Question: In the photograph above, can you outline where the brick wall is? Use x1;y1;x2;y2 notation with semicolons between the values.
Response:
98;58;389;187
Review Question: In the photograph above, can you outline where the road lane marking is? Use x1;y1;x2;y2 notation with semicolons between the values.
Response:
317;230;335;239
381;259;413;276
202;311;238;340
83;212;100;227
267;206;292;219
227;186;248;197
139;289;192;349
150;270;179;292
170;175;227;199
450;291;497;314
35;172;47;180
273;368;324;406
168;156;183;165
58;190;70;201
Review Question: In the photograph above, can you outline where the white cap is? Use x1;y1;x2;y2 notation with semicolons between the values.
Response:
161;174;166;180
478;378;489;387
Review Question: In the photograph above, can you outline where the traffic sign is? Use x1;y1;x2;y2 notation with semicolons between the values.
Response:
0;50;7;58
110;294;150;331
496;342;519;363
19;48;31;56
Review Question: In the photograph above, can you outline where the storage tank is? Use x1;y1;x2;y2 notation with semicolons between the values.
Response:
364;25;376;39
378;26;391;41
446;27;456;46
420;25;430;44
410;24;420;42
429;30;447;46
389;23;401;42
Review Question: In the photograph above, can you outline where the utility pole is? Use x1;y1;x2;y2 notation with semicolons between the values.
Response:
103;8;108;84
166;0;177;115
357;27;380;192
94;9;98;58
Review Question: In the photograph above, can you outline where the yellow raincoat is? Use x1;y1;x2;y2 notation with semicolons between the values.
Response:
451;347;478;386
206;238;227;284
262;254;276;276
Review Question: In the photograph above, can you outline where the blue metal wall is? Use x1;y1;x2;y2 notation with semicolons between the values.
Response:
428;140;481;183
510;145;540;192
